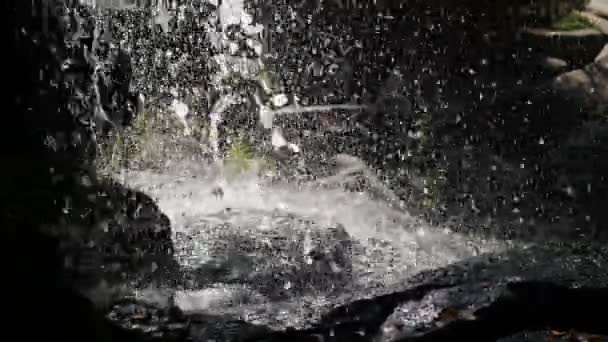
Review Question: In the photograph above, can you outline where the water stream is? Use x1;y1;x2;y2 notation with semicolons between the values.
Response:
116;155;514;326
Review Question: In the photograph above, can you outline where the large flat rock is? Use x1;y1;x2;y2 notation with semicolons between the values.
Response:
522;27;607;67
551;48;608;107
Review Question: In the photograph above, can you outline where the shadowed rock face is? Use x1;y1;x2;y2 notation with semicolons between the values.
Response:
5;3;168;342
51;181;177;292
521;28;607;67
5;0;187;337
552;51;608;106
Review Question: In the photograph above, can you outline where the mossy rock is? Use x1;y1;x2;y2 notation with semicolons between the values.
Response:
522;26;607;67
550;11;595;31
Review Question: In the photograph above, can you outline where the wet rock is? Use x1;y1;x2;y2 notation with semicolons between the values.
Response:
187;314;273;342
107;299;190;340
521;28;606;67
302;224;354;286
385;281;608;342
596;43;608;62
173;285;266;312
50;180;178;296
130;286;174;308
552;52;608;108
541;56;570;73
171;218;354;296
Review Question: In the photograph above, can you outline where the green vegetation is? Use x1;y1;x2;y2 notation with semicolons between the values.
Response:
550;12;595;30
223;129;274;177
410;110;449;210
224;130;256;175
96;101;274;177
96;99;205;175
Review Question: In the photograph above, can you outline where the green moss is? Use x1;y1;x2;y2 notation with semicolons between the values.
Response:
224;130;274;176
410;110;449;210
225;132;254;172
550;12;594;31
420;168;449;209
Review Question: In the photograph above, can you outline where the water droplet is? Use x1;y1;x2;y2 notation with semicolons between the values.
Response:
565;186;575;197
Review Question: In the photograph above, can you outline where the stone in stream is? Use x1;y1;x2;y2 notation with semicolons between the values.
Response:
52;180;179;309
552;50;608;109
172;219;355;297
541;56;570;73
303;224;354;280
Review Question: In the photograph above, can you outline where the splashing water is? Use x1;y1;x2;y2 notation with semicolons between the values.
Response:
123;158;510;285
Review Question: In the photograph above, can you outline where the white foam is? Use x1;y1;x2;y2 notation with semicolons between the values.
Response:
123;159;509;277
